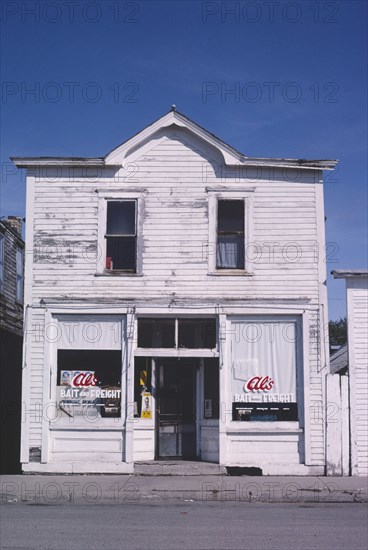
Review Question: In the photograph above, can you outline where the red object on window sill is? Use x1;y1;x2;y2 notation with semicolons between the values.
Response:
106;257;113;270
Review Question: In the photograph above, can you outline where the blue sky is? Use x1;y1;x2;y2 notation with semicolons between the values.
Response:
1;0;367;320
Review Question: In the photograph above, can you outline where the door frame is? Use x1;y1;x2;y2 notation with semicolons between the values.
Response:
154;358;201;460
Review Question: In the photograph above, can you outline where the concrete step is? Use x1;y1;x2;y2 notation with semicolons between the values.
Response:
134;460;226;476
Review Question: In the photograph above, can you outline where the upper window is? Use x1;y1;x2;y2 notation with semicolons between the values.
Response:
207;191;254;275
105;201;137;272
16;247;23;302
217;200;244;270
0;234;4;293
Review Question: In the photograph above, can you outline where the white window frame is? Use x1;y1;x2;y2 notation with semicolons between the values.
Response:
0;233;4;293
207;189;254;275
16;247;24;302
48;313;127;429
226;314;304;430
96;190;145;276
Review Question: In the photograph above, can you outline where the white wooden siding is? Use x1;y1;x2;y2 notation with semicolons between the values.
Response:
29;131;321;302
23;307;45;452
347;280;368;476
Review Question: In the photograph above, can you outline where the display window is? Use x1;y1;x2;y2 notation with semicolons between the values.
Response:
54;316;124;422
56;350;122;419
231;319;300;421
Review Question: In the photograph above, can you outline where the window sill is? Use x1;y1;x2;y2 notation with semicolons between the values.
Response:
135;348;219;357
208;270;254;277
227;422;302;434
95;271;143;277
49;422;125;431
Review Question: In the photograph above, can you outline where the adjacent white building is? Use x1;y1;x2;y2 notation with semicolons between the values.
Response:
332;270;368;476
12;109;337;474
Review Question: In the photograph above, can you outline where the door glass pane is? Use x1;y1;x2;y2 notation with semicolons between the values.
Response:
204;358;219;419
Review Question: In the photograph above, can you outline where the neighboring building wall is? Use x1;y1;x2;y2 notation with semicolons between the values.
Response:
0;218;24;473
0;218;24;336
346;276;368;475
331;271;368;476
326;373;350;476
13;113;333;473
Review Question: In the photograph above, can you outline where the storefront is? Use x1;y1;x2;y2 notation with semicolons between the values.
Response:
23;306;320;475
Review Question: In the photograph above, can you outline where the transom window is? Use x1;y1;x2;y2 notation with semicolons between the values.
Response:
217;200;245;269
105;201;137;272
137;318;217;349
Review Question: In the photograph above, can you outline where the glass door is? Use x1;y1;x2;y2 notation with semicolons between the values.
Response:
156;360;197;459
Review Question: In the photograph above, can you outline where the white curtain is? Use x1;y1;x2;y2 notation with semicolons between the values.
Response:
231;322;296;397
57;315;124;350
217;236;243;268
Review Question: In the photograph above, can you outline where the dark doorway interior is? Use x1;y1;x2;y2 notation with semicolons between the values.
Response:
156;359;197;460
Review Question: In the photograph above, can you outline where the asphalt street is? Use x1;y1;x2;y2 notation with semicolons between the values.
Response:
1;501;367;550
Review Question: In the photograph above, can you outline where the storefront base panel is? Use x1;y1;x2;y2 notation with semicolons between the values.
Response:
201;422;219;463
22;462;134;474
133;426;155;462
48;429;126;466
226;432;304;469
224;463;325;476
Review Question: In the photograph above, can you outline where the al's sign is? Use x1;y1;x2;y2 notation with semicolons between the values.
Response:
72;372;97;387
244;375;274;392
61;370;97;388
234;374;295;403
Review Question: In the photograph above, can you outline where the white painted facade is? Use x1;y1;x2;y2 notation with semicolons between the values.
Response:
13;110;337;474
332;271;368;476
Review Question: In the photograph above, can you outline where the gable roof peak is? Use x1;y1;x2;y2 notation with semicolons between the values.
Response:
104;108;246;165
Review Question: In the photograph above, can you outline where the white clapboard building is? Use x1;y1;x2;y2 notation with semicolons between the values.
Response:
12;109;337;474
331;270;368;476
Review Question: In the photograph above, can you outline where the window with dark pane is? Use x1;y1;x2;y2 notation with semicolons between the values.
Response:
105;201;136;271
203;358;219;419
137;318;176;348
216;200;245;269
178;319;217;349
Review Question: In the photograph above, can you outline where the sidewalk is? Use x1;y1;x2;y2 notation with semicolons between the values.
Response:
1;474;367;504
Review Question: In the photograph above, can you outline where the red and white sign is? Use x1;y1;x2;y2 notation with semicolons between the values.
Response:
244;375;274;393
72;371;98;387
61;370;98;388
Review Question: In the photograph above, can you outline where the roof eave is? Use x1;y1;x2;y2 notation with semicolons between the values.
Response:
10;157;112;168
332;270;368;279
